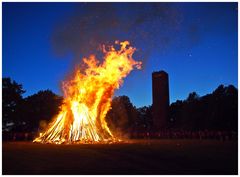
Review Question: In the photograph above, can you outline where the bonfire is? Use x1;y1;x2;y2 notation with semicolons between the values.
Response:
33;41;141;144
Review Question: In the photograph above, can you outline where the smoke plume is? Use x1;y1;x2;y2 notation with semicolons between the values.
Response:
51;2;183;64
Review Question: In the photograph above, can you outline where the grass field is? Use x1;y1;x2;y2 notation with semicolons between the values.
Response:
2;139;237;175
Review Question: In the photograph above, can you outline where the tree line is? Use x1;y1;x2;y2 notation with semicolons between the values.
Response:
2;77;238;135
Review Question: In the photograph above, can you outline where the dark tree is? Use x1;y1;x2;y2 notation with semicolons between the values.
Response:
136;106;153;132
168;100;183;128
2;77;25;130
169;84;238;131
186;92;199;102
209;84;238;131
106;96;137;137
20;90;63;131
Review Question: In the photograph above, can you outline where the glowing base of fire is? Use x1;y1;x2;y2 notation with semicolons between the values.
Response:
33;138;123;144
33;103;115;144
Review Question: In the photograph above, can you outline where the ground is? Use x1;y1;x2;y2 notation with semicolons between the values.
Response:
2;139;237;175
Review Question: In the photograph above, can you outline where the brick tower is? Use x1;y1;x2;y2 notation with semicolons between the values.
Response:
152;70;169;131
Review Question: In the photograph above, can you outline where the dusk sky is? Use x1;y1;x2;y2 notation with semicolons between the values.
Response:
3;2;238;108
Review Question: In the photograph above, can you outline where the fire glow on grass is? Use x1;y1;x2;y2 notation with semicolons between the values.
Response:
33;41;142;144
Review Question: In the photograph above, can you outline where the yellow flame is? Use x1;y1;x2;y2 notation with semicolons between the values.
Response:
33;41;141;144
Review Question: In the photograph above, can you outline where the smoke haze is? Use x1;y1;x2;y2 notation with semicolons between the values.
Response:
51;3;183;65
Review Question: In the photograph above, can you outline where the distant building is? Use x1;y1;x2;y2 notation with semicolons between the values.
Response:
152;70;170;131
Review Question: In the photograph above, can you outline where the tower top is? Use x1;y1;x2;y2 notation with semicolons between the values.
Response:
152;70;168;77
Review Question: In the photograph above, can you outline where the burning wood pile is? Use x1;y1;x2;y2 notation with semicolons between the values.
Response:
33;41;141;144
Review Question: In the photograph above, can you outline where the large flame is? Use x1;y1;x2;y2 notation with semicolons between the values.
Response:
33;41;141;144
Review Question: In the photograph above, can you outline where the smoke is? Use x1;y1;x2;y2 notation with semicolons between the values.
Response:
51;3;183;65
187;24;200;46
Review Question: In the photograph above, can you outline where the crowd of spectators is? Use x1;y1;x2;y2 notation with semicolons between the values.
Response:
3;129;237;141
131;129;237;141
2;131;36;141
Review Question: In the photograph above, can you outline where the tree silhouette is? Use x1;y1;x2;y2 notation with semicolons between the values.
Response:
20;90;63;131
2;77;63;132
186;92;199;102
3;78;25;130
106;95;137;137
136;106;153;133
169;84;238;131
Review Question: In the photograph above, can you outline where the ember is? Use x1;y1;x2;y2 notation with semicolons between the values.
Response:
33;41;141;144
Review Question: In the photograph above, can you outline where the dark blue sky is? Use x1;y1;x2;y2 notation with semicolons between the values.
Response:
3;2;238;108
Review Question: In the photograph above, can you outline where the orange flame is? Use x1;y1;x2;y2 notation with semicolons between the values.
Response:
33;41;141;144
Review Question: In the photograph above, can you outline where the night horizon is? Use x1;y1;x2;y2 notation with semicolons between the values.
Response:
3;2;238;108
